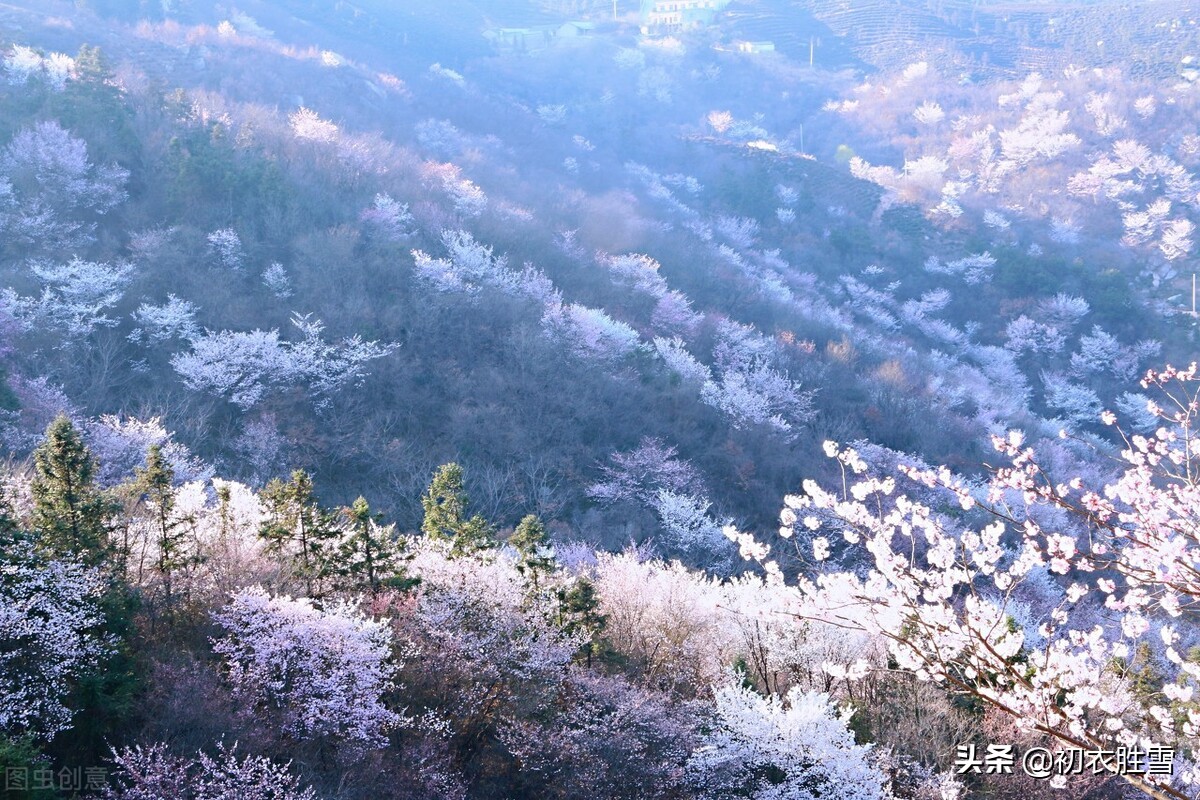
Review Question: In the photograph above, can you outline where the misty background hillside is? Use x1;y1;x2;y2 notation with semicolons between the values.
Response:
2;2;1200;798
3;0;1196;553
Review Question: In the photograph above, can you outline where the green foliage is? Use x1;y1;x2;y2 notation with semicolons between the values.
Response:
555;577;608;665
1073;266;1132;330
0;369;19;414
259;470;340;596
1110;641;1162;707
450;513;497;559
133;445;197;613
421;463;497;558
421;463;467;541
164;122;288;232
843;701;872;746
0;737;58;800
48;46;140;170
336;496;413;594
880;204;929;239
30;416;116;568
731;657;756;692
509;514;555;588
52;609;139;771
0;489;23;552
8;427;138;769
993;247;1066;296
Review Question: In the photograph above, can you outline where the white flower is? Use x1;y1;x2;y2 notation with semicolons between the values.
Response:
813;537;831;561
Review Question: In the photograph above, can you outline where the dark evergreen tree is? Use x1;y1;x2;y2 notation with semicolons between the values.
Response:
420;462;468;541
26;423;138;769
30;415;115;568
556;577;608;667
336;496;410;594
259;470;339;596
0;486;23;554
509;514;555;590
421;462;496;558
133;444;196;613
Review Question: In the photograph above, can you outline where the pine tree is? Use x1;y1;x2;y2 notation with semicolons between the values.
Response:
420;463;467;541
133;444;195;613
450;514;496;558
259;470;339;597
336;496;409;595
28;419;137;767
509;514;555;589
420;462;496;558
31;415;115;568
556;577;608;667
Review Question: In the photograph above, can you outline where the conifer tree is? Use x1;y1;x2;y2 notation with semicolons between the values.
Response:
420;462;467;541
31;415;115;567
27;420;135;766
259;470;339;596
420;462;496;558
556;577;607;667
509;514;555;589
133;444;195;612
449;514;497;558
215;482;232;541
336;496;408;594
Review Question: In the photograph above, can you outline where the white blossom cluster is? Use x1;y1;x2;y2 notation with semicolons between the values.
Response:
1;545;108;741
212;587;402;748
171;315;396;409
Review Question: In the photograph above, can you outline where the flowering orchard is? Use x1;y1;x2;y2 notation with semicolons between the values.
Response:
765;365;1200;800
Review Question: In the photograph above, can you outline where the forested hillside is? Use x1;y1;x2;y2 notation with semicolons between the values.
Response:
1;0;1198;798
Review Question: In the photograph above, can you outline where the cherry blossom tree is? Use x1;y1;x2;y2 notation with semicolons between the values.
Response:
401;539;583;757
497;668;696;800
415;119;462;156
412;230;510;298
602;253;669;297
6;257;133;338
998;99;1081;166
650;489;729;556
206;228;246;270
103;742;317;800
0;120;127;251
171;316;395;410
651;291;703;336
765;364;1200;800
913;101;945;126
360;193;414;241
1041;371;1102;427
694;320;814;438
288;107;339;144
286;314;398;403
130;295;200;344
86;414;212;487
654;337;712;387
171;329;294;409
541;303;644;365
1038;293;1090;330
687;679;889;800
434;167;487;218
588;438;703;507
261;263;292;299
3;45;75;90
1005;316;1064;356
211;587;402;749
0;539;108;741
